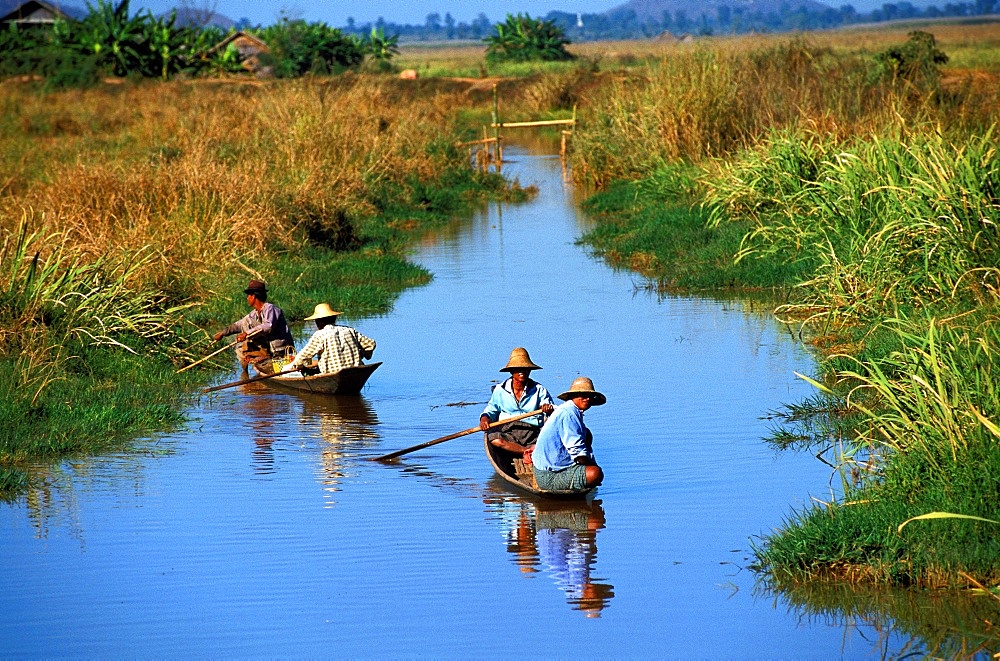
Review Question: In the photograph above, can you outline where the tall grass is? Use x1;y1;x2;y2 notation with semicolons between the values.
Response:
559;28;1000;586
569;35;999;188
702;126;1000;324
756;316;1000;586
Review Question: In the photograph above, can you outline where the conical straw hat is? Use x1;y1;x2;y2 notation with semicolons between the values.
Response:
500;347;542;372
304;303;342;321
558;376;606;406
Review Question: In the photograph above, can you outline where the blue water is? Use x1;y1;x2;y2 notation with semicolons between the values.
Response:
1;145;915;657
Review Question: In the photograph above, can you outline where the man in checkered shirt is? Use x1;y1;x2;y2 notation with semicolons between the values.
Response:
288;303;376;374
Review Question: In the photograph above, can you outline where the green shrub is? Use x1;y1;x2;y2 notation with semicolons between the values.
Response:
484;14;574;64
257;19;364;77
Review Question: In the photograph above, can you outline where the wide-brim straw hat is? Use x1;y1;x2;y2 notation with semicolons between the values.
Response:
501;347;542;372
558;376;606;406
304;302;342;321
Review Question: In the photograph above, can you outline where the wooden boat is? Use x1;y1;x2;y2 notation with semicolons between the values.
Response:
261;362;381;395
484;434;594;499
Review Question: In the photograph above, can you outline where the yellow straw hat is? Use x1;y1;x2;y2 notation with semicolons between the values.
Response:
500;347;542;372
304;303;342;321
558;376;606;406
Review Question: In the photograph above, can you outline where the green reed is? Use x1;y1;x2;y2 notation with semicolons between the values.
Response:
703;126;1000;324
756;314;1000;585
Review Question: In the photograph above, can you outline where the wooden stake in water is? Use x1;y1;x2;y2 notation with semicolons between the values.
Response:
492;84;501;169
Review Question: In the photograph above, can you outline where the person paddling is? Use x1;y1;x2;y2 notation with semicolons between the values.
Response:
531;376;606;491
479;348;556;455
212;279;294;378
286;303;376;375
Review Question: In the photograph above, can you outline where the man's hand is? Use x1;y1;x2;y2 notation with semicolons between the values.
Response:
236;332;247;342
541;403;554;414
479;415;491;432
213;331;224;342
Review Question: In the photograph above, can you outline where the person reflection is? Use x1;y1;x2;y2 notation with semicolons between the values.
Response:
243;391;294;474
501;497;614;617
296;392;380;503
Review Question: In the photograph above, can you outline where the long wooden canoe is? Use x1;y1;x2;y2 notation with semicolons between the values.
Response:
261;362;381;395
484;434;594;499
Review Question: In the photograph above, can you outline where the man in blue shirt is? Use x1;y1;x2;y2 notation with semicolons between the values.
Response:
480;348;556;454
532;376;606;492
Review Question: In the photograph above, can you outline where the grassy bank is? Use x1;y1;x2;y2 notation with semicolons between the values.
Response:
0;75;526;498
562;27;1000;588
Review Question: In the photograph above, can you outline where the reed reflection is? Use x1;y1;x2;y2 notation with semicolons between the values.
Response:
758;577;1000;659
487;491;614;618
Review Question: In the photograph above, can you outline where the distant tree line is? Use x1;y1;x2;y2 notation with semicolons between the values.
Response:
0;0;401;84
340;2;999;41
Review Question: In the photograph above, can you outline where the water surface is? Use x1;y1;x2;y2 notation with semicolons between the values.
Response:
2;144;935;657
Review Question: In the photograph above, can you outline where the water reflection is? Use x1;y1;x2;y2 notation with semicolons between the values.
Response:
296;393;381;506
241;390;296;475
239;385;383;506
485;490;614;618
759;578;1000;658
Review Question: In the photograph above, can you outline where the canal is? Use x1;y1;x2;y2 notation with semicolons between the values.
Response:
1;143;934;656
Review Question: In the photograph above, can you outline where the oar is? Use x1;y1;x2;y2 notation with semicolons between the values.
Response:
202;367;298;394
177;328;262;374
373;408;543;462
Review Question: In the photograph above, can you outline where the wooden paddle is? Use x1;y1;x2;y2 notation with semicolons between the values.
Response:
373;408;544;462
177;328;262;374
202;366;299;393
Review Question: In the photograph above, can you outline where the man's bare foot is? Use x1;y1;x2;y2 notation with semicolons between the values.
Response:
491;438;526;454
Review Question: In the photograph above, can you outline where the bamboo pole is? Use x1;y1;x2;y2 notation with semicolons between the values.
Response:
489;118;577;128
176;328;262;373
372;409;544;462
455;137;498;148
492;84;501;168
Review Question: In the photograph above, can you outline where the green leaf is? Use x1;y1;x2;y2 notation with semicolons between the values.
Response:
898;511;1000;533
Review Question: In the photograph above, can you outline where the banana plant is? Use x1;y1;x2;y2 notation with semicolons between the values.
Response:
484;13;573;63
366;27;399;62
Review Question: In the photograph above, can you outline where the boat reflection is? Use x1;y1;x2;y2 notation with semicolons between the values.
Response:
486;488;614;618
241;385;381;505
294;392;381;506
241;391;295;474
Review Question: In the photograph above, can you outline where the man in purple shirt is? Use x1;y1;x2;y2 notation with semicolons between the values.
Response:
213;279;295;377
531;376;606;492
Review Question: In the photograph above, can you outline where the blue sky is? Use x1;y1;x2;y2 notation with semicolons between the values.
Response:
128;1;619;26
127;0;915;28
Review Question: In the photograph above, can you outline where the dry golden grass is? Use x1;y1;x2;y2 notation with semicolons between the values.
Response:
0;76;480;299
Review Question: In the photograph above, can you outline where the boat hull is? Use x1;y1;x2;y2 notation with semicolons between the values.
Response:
484;434;594;499
262;362;381;395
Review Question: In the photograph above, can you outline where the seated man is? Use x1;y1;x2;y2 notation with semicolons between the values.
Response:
531;376;606;492
480;348;555;454
213;279;294;377
287;303;376;374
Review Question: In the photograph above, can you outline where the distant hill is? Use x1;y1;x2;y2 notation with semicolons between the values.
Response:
606;0;834;21
169;6;235;29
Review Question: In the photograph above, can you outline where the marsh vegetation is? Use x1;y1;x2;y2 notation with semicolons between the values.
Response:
4;15;1000;599
0;75;525;495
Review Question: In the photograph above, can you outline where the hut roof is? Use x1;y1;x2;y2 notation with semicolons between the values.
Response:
209;30;270;56
0;0;73;25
